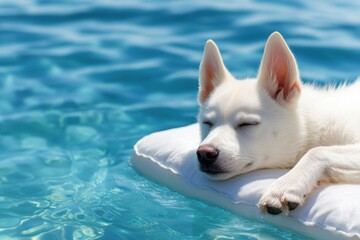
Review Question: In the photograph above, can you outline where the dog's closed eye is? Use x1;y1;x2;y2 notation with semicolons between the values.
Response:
236;122;259;129
203;121;214;128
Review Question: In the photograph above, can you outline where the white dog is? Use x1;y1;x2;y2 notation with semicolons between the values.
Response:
196;32;360;215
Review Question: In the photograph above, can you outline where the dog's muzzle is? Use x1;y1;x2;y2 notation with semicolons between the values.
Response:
197;144;219;173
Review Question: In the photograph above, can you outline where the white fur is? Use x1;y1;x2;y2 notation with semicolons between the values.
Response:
198;32;360;214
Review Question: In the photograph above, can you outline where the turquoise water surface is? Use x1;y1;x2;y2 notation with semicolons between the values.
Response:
1;0;360;239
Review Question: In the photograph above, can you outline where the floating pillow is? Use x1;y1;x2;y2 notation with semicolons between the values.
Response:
131;124;360;240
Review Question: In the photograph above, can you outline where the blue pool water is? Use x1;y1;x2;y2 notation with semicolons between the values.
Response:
1;0;360;239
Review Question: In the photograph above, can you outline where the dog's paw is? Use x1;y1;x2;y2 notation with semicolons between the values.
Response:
259;181;306;215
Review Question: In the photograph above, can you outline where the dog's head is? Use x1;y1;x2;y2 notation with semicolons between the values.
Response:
197;32;304;180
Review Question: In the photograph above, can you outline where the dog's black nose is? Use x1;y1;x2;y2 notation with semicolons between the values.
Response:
197;144;219;166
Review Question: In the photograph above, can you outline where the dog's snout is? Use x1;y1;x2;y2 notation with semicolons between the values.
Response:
197;144;219;166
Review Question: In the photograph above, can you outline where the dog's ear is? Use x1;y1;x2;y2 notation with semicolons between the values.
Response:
199;40;230;104
257;32;301;106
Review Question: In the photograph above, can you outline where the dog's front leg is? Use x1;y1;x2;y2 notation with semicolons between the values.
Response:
259;144;360;215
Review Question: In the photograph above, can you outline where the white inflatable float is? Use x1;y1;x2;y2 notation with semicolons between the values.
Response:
131;124;360;239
